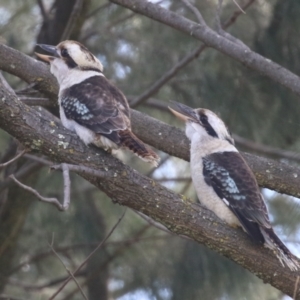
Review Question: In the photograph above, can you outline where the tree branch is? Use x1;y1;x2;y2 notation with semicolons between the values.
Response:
0;44;300;198
130;0;255;107
9;175;64;211
0;75;300;297
0;150;27;169
109;0;300;97
48;240;88;300
49;210;126;299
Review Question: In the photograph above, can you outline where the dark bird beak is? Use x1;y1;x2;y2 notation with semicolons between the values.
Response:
168;101;197;122
35;44;59;62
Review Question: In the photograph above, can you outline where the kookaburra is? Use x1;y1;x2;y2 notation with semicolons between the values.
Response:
35;40;160;166
169;101;299;271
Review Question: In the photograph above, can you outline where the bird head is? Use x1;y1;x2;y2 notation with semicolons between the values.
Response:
168;101;234;145
35;40;103;83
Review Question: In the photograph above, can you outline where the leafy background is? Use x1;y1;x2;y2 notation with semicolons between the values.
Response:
1;0;300;299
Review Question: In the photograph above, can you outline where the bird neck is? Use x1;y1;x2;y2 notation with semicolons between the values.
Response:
58;69;104;90
190;133;237;157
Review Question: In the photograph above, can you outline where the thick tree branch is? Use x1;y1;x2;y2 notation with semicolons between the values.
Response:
109;0;300;97
0;78;300;297
1;44;300;198
0;44;58;102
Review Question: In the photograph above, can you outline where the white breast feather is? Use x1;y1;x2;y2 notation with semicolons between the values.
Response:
190;133;240;227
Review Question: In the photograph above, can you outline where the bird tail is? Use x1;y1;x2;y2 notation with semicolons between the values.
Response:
119;129;160;167
261;227;300;271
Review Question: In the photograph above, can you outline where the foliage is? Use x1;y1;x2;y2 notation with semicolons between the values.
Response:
1;0;300;299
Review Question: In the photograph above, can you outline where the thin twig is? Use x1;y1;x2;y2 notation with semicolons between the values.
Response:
181;0;207;26
61;164;71;210
134;210;172;234
9;235;167;276
9;175;64;211
131;0;255;108
233;134;300;163
24;154;53;166
0;72;16;95
232;0;246;14
20;97;53;107
0;162;42;193
293;276;299;299
62;225;150;300
51;162;114;212
48;242;88;300
134;210;192;241
51;163;111;179
14;83;37;94
223;0;255;28
131;44;206;107
214;0;250;48
60;0;83;41
61;223;149;300
0;150;27;169
49;210;126;300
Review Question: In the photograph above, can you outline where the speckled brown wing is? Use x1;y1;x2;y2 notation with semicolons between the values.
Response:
60;75;130;144
202;151;271;243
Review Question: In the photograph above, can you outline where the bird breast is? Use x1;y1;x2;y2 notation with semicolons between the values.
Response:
190;138;240;227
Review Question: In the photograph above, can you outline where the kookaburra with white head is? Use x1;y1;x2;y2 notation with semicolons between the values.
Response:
169;101;299;271
35;40;159;166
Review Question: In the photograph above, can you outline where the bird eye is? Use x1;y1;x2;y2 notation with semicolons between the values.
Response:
61;48;69;57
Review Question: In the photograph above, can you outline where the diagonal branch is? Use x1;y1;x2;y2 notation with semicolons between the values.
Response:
109;0;300;97
0;78;300;297
130;45;206;107
0;150;27;169
0;45;299;198
48;240;88;300
9;175;64;210
222;0;255;28
181;0;207;26
49;210;126;299
130;0;254;107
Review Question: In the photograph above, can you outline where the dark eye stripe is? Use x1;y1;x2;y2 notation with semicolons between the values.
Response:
198;111;218;138
65;57;77;68
59;47;78;68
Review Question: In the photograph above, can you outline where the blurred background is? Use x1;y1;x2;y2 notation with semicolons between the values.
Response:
1;0;300;299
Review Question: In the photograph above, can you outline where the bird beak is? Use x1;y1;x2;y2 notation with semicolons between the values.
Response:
168;101;197;122
35;44;59;62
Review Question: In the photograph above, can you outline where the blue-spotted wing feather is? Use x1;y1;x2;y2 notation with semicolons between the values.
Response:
202;151;271;243
60;75;130;143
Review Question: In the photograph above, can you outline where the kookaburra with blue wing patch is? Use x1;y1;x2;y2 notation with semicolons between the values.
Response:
169;101;299;271
35;40;160;166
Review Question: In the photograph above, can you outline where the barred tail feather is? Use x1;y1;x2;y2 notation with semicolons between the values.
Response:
261;228;300;271
119;130;160;167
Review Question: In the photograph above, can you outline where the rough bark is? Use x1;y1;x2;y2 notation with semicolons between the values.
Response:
1;43;300;199
0;77;300;297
